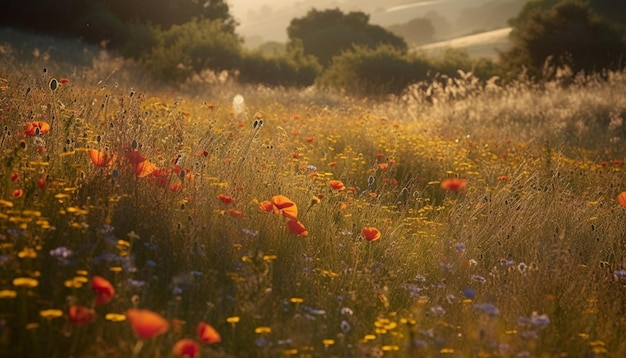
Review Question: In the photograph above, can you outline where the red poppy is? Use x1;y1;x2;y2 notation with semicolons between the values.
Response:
10;172;19;182
361;227;381;241
12;189;24;198
88;149;116;167
328;161;337;167
172;339;199;358
24;121;50;136
305;137;314;143
329;180;345;191
378;163;389;170
440;178;467;191
126;309;170;340
287;219;309;236
271;195;298;220
59;78;70;84
69;305;96;324
197;321;221;344
618;191;626;209
92;275;115;307
218;194;235;204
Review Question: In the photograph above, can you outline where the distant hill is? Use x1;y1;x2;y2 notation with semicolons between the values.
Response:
240;0;508;46
418;27;512;60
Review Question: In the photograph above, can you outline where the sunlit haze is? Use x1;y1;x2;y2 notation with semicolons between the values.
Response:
229;0;515;47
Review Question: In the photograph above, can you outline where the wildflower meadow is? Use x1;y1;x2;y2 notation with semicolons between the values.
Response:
2;36;626;358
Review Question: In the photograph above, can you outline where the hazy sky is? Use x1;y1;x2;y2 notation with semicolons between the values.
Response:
227;0;509;46
228;0;456;43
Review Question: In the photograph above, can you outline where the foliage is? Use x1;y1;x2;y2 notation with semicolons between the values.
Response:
107;0;237;33
318;45;429;97
237;43;322;87
287;8;407;67
142;18;242;82
3;34;626;358
319;46;496;97
503;0;626;78
0;0;236;42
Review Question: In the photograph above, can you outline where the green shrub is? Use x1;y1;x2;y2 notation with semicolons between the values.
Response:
318;45;430;97
142;18;242;82
237;43;321;87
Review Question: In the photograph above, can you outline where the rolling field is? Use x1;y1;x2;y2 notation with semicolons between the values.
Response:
418;27;512;60
1;31;626;357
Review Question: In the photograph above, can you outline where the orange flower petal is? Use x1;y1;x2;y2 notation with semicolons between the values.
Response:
618;191;626;209
126;309;170;340
361;227;381;242
92;275;115;307
197;321;222;344
287;219;309;236
172;339;200;358
24;121;50;136
271;195;298;220
88;149;116;167
136;160;158;178
271;195;295;209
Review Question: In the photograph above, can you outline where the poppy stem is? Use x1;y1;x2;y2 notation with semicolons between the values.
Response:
132;339;144;357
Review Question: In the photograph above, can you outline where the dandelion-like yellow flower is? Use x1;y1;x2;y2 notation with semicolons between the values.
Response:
226;316;240;325
0;289;17;299
40;309;63;319
254;326;271;334
382;345;399;351
13;277;39;288
363;334;376;341
105;313;127;322
18;247;37;259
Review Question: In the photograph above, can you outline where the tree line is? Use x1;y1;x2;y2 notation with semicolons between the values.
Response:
2;0;624;96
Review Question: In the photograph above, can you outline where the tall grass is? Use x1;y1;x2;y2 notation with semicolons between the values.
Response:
1;32;626;357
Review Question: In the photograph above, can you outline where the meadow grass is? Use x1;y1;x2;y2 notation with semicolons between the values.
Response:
1;33;626;357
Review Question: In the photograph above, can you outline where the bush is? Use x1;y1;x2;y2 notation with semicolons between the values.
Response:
287;8;407;67
318;45;429;97
237;44;321;87
142;18;242;82
502;0;626;79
